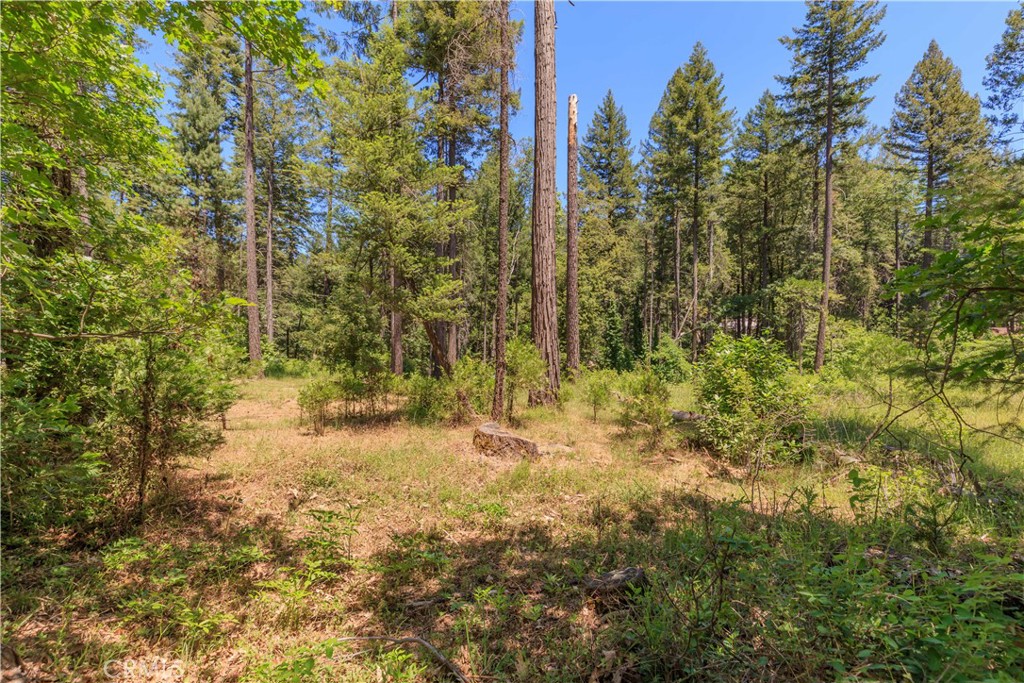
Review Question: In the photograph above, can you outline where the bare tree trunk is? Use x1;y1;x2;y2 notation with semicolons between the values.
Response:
813;70;834;373
266;149;275;345
243;39;263;370
893;206;901;334
565;93;580;376
691;155;700;363
673;207;681;339
529;0;560;405
446;137;459;369
492;0;510;421
390;259;402;374
923;154;934;269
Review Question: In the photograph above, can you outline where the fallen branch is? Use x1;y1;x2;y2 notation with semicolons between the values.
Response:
329;636;468;683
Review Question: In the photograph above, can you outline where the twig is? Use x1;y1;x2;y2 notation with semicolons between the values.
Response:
329;636;468;683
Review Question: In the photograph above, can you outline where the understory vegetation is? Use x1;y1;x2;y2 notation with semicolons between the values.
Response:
2;0;1023;681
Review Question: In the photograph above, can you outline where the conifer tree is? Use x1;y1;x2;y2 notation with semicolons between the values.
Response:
579;91;640;367
887;40;989;268
675;43;731;361
531;0;560;403
983;2;1024;146
779;0;886;371
168;22;240;295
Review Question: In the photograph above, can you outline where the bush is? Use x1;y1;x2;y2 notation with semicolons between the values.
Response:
580;369;617;421
504;338;548;422
696;334;810;464
649;337;692;384
619;367;671;447
298;377;338;435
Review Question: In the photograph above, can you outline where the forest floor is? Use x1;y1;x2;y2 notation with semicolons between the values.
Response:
5;377;1023;682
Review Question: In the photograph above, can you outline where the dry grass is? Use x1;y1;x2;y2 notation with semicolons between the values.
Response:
5;377;1020;682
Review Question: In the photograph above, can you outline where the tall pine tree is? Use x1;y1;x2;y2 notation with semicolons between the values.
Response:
779;0;886;371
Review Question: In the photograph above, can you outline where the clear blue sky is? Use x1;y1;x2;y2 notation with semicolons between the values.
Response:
140;1;1016;192
511;1;1015;191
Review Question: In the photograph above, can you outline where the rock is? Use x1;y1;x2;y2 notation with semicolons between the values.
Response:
670;410;707;423
473;422;540;459
585;567;647;595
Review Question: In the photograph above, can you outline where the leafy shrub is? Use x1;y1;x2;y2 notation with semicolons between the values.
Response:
298;377;338;435
619;367;671;447
649;337;692;384
580;369;617;421
451;355;495;420
503;338;548;421
696;334;810;463
402;374;447;424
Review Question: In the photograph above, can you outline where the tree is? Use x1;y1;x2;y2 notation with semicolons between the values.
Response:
984;2;1024;146
779;0;886;371
492;0;511;420
329;22;467;377
530;0;560;404
579;90;641;368
168;20;240;295
566;93;581;375
403;1;503;370
728;90;799;333
674;43;732;361
242;39;262;368
888;41;989;270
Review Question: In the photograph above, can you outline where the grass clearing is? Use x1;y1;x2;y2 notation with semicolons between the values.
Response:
3;377;1022;682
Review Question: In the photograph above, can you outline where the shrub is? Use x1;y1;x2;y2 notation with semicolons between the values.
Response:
649;337;692;384
696;334;810;463
298;377;338;435
580;369;617;421
619;367;671;447
504;338;548;421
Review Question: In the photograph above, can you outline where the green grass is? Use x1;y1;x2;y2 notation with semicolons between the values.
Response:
2;375;1021;682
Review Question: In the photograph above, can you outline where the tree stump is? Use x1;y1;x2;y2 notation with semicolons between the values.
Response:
473;422;540;459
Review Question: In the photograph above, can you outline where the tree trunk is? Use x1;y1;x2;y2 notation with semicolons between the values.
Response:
390;258;402;375
529;0;560;404
673;207;681;339
923;153;934;269
446;137;459;369
491;0;510;421
266;149;275;345
893;206;901;334
565;93;580;376
691;156;700;363
810;151;820;253
243;39;263;370
813;69;834;373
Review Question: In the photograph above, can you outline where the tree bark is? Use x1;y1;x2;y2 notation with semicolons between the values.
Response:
491;0;510;421
390;258;403;375
813;67;834;373
672;207;681;339
243;39;263;369
893;205;901;334
691;154;700;363
446;137;459;369
266;147;275;345
530;0;560;404
565;93;580;376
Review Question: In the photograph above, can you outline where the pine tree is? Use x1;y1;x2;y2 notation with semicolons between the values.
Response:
168;21;241;295
887;40;989;268
330;22;468;377
779;0;886;371
531;0;560;403
242;38;262;369
579;91;641;367
674;43;731;361
983;2;1024;146
492;0;511;420
730;90;799;332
